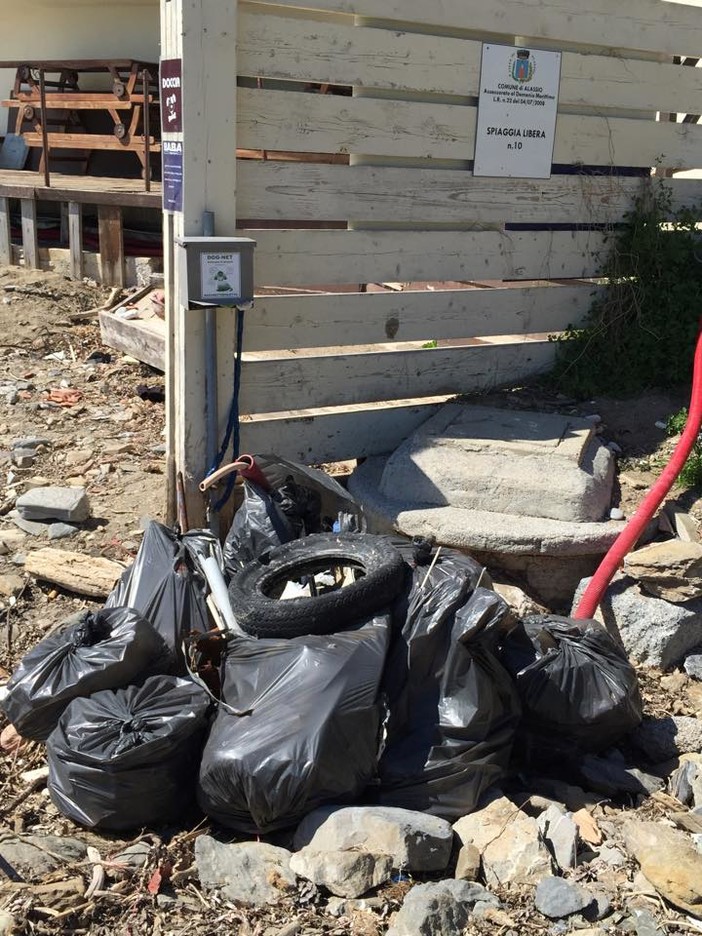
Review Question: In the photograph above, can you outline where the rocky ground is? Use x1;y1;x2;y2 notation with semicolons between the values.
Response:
1;267;702;935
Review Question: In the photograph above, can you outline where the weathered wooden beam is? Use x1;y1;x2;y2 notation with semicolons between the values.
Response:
97;205;125;287
161;0;239;526
0;196;11;265
24;548;125;599
68;201;84;281
20;199;38;269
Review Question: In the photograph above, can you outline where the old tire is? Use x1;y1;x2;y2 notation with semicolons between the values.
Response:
228;533;406;638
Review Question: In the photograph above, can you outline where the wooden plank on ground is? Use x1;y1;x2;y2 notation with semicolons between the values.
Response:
245;228;609;287
245;283;598;351
239;12;702;116
68;201;83;281
20;199;38;269
239;398;447;462
24;548;125;598
98;311;166;370
239;340;555;413
0;196;11;265
97;205;125;287
238;87;702;170
238;162;701;225
250;0;702;60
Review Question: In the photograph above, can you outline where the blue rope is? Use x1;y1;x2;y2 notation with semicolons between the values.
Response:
207;307;245;511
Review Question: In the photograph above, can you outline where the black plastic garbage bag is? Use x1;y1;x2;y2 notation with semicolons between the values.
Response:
223;454;364;575
197;616;390;833
1;608;169;741
47;675;210;830
106;522;210;672
498;614;642;751
377;544;521;819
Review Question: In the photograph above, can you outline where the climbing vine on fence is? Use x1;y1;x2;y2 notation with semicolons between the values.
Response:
550;179;702;397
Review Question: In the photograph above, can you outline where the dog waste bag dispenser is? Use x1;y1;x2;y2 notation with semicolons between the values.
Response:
176;237;255;308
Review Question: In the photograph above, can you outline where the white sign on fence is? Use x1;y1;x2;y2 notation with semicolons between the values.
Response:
473;44;561;179
200;252;242;303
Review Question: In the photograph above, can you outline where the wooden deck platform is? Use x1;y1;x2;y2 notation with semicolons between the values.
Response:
0;169;161;208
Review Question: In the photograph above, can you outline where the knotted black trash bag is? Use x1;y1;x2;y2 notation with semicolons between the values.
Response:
47;675;210;830
106;522;210;672
197;616;390;833
223;454;364;576
377;542;521;819
1;608;169;741
498;614;642;751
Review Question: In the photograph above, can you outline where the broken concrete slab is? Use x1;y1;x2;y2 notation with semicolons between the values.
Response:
16;486;89;523
373;404;614;523
573;574;702;670
624;540;702;602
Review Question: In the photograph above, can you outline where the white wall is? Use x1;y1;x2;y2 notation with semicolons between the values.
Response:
0;0;159;135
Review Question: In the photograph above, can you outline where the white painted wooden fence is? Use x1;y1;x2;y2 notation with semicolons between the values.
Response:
161;0;702;521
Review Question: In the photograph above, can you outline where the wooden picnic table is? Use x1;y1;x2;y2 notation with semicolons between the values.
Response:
0;59;160;185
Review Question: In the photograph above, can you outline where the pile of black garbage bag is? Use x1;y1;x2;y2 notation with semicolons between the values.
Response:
0;455;643;832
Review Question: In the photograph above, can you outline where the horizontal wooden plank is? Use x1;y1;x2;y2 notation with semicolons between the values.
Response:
238;161;702;224
239;398;445;461
99;311;166;371
0;169;161;208
239;11;702;116
249;0;702;60
245;284;597;350
238;87;702;169
245;228;609;286
238;340;555;412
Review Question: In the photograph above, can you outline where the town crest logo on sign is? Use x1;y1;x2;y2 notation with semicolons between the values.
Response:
510;49;535;82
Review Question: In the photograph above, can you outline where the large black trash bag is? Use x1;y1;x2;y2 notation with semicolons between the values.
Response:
377;543;521;819
197;616;390;833
1;608;169;741
223;454;365;575
47;675;210;830
106;521;210;672
498;614;643;752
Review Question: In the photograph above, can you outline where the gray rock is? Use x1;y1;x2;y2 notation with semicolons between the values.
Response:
669;757;702;809
294;806;453;873
580;754;664;797
194;837;295;906
455;843;481;881
624;540;702;601
48;522;80;541
290;849;393;898
326;896;385;916
583;891;613;922
8;512;48;536
455;796;554;887
685;654;702;680
596;845;627;868
5;391;18;405
537;805;578;870
16;486;90;523
386;880;495;936
11;450;34;469
12;437;50;451
630;908;665;936
573;574;702;669
0;835;87;880
632;716;702;761
111;841;153;870
534;877;595;919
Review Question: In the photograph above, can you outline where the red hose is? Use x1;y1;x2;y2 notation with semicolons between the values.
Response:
574;324;702;619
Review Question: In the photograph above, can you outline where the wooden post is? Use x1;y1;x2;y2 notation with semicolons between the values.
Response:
98;205;125;287
20;199;38;269
68;201;84;280
161;0;239;527
0;197;11;266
